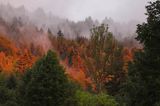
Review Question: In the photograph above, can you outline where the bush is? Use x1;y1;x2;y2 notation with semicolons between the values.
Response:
75;90;118;106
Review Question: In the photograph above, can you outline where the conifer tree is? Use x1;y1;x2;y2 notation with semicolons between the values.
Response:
19;50;74;106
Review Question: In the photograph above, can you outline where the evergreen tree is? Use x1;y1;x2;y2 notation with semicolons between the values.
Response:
124;1;160;106
0;74;18;106
5;74;17;90
19;50;75;106
57;30;64;37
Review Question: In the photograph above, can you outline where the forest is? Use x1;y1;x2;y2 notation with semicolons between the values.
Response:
0;0;160;106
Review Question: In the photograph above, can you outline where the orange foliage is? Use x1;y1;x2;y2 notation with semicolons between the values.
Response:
0;52;16;73
123;48;134;73
67;68;92;88
123;48;133;61
0;35;18;73
0;32;140;91
61;53;93;89
0;35;18;55
57;40;94;89
16;49;37;73
0;35;37;74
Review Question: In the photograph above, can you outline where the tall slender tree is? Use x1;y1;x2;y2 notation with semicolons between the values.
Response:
85;24;125;93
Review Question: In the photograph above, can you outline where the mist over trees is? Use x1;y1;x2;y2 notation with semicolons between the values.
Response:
0;3;139;40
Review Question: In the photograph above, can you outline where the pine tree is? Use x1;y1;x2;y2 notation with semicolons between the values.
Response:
124;1;160;106
57;30;64;37
19;50;75;106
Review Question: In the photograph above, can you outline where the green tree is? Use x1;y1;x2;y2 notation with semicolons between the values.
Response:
19;50;76;106
5;74;17;90
0;73;18;106
124;1;160;106
75;90;118;106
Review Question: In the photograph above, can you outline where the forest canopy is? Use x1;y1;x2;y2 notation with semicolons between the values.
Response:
0;0;159;106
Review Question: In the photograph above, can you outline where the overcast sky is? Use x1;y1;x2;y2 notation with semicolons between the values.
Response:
0;0;151;22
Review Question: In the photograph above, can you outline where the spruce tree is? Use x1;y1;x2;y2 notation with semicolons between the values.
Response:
19;50;74;106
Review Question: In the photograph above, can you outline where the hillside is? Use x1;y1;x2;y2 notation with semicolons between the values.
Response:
0;16;137;88
1;0;158;105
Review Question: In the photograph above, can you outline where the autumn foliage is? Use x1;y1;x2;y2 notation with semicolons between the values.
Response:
0;29;139;94
0;21;139;93
0;34;37;74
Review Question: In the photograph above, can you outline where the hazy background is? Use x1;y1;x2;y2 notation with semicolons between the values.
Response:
0;0;151;22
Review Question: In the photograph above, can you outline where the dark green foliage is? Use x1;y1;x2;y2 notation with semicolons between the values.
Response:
5;74;17;90
105;44;125;96
0;74;18;106
63;81;81;106
124;1;160;106
18;50;76;106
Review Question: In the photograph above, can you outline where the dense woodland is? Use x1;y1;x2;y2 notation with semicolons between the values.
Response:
0;0;159;106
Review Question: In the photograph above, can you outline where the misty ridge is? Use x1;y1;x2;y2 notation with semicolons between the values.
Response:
0;3;140;41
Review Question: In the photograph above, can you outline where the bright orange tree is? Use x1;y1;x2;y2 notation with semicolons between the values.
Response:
0;35;18;73
0;34;37;74
16;49;37;73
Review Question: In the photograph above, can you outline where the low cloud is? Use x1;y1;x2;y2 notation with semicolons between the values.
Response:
1;0;150;22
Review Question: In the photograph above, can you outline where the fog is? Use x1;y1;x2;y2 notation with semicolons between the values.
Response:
0;0;154;42
0;0;151;22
